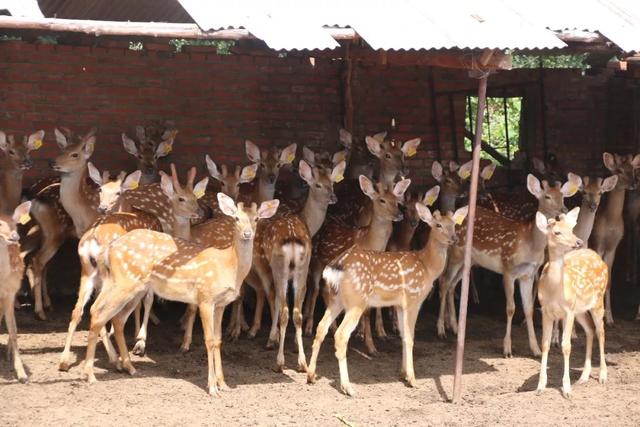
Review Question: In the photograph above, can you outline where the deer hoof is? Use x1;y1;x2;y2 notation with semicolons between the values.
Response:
132;341;146;357
341;383;356;397
307;372;317;384
35;311;47;321
58;360;72;372
297;361;308;373
272;363;284;373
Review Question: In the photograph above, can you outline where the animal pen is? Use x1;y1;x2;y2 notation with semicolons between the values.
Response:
1;0;640;424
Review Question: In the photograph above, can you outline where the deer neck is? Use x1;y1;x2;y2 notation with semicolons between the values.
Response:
0;240;10;274
139;172;158;186
525;219;548;256
172;216;192;241
59;167;98;235
544;242;566;292
378;165;397;188
114;195;135;214
573;201;598;242
391;221;416;250
0;166;23;216
255;176;276;203
357;211;393;251
418;234;450;278
233;233;255;291
602;186;626;222
300;190;329;237
439;190;458;214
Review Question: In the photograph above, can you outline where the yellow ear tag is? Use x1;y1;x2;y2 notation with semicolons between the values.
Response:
170;130;178;138
33;139;43;150
19;213;31;225
481;167;495;180
568;183;578;194
164;144;173;154
246;169;255;179
335;174;344;183
453;214;465;226
425;194;436;206
460;168;471;179
406;147;417;157
128;181;139;190
287;153;295;163
194;188;205;199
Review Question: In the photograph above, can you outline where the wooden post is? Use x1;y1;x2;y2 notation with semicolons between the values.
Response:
452;72;489;404
343;42;354;132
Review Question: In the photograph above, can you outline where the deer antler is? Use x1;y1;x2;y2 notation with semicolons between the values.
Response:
170;164;181;190
187;166;197;190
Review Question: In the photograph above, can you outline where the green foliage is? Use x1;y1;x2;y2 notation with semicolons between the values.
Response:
129;41;144;51
169;39;234;54
512;53;589;70
464;96;522;162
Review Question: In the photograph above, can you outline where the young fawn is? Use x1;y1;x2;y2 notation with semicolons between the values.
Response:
535;208;608;398
0;201;32;382
307;203;468;396
84;193;279;396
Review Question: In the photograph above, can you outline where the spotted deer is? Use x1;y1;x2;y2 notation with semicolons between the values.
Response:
431;160;473;213
591;153;640;325
121;124;176;185
83;193;279;396
438;174;580;357
0;201;32;382
307;203;468;396
0;129;44;215
535;208;608;398
200;154;259;216
245;140;297;203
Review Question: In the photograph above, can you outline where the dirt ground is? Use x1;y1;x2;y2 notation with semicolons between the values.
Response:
2;296;640;427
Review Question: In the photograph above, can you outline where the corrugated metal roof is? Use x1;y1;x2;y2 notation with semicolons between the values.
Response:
36;0;192;23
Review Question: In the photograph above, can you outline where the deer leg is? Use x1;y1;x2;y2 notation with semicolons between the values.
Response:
292;262;309;372
321;284;338;333
447;285;458;335
2;297;28;383
42;269;52;311
335;306;366;397
470;271;480;305
375;308;388;339
111;304;139;377
212;303;228;391
602;251;616;325
132;290;154;356
590;306;608;384
307;299;344;384
402;305;421;388
248;284;265;339
225;290;243;340
502;274;516;358
27;235;63;320
636;303;640;321
519;275;541;356
133;302;141;338
575;313;594;384
179;304;198;352
560;311;575;398
361;309;377;355
535;311;554;395
198;302;219;397
437;276;450;338
304;261;323;336
271;258;289;372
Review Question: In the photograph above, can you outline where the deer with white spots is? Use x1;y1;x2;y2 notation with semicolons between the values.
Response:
121;123;176;185
83;193;279;396
535;207;608;398
303;176;415;348
0;129;44;215
431;160;473;214
244;140;297;203
307;202;468;396
438;173;580;357
0;201;32;382
591;153;640;325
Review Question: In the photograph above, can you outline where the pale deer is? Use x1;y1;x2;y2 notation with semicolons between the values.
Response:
591;153;640;325
0;129;44;215
121;124;176;185
83;193;279;396
303;176;415;348
0;201;32;382
307;203;468;396
535;208;608;398
438;174;580;357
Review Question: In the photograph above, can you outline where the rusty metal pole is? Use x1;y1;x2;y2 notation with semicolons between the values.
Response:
452;72;489;404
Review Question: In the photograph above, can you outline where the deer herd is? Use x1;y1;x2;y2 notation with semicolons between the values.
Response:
0;122;639;399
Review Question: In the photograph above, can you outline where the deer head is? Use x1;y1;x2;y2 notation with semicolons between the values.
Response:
536;207;583;254
217;192;280;241
579;175;618;212
49;127;97;173
402;186;441;228
160;164;208;221
359;175;411;222
122;125;175;180
603;152;640;190
0;201;31;244
87;162;142;214
365;135;420;184
245;140;297;185
416;203;468;245
302;146;347;170
0;130;44;170
205;155;258;200
432;160;473;211
299;159;346;206
527;173;580;219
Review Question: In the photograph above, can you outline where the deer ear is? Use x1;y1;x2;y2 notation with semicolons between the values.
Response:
298;160;314;184
155;140;173;158
27;130;45;151
601;175;618;193
135;125;146;141
302;147;316;165
330;160;346;183
401;138;420;157
566;207;580;228
339;128;352;148
83;136;96;158
631;154;640;169
54;128;68;149
452;206;469;226
122;133;138;156
365;136;382;158
0;131;7;151
457;160;472;180
245;140;261;163
415;202;434;227
87;162;103;186
372;131;387;142
257;199;280;219
561;173;581;198
122;170;142;191
205;155;223;181
193;178;209;199
481;163;496;181
359;175;376;198
217;192;238;217
332;149;348;166
532;157;546;174
602;152;616;171
280;143;297;165
160;172;175;197
527;174;543;198
239;163;258;183
431;161;443;182
423;185;440;207
393;179;411;199
535;212;549;233
12;201;32;225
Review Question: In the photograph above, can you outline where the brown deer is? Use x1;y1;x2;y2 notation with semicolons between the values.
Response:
200;154;258;216
307;203;468;396
591;153;640;325
438;174;580;357
121;124;176;185
0;129;44;215
0;201;32;382
431;160;473;213
245;140;297;203
83;193;279;396
535;208;608;398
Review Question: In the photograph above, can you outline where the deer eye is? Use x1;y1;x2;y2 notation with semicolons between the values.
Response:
545;195;551;200
379;199;386;204
436;223;443;228
71;153;79;158
178;197;186;202
9;150;15;155
315;183;322;189
116;192;121;196
385;153;392;159
554;231;561;236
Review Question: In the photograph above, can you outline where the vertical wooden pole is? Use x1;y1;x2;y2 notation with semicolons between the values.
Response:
428;67;442;160
452;72;489;404
343;42;354;133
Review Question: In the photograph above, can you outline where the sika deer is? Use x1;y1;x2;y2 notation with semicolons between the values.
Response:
200;154;258;215
0;129;44;215
84;194;279;395
245;140;297;203
591;153;640;325
431;160;472;213
121;125;176;185
307;203;468;396
438;174;580;356
0;201;32;382
535;208;608;398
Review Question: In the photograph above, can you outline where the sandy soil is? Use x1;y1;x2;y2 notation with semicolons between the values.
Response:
2;298;640;427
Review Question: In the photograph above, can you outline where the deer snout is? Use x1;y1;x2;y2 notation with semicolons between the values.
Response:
267;174;276;184
8;231;20;243
575;239;584;249
98;205;108;214
20;159;33;170
48;159;58;170
561;206;568;214
242;230;253;240
451;234;459;244
195;207;205;219
329;192;338;205
588;201;598;211
409;219;419;227
393;212;404;222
